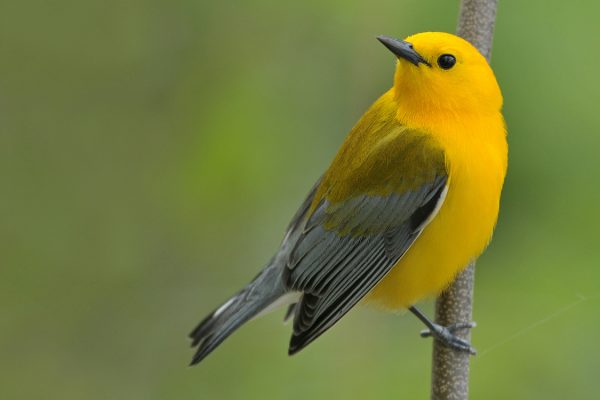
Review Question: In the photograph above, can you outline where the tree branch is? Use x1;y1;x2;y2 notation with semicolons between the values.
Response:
430;1;498;399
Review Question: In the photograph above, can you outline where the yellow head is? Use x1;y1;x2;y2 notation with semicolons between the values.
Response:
378;32;502;115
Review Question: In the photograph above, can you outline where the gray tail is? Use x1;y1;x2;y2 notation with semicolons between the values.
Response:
188;264;286;365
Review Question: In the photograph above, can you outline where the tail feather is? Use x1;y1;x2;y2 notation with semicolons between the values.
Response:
188;264;287;365
283;302;298;323
189;296;238;346
189;295;254;365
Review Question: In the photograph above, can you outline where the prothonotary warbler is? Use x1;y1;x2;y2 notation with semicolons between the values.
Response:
188;32;507;365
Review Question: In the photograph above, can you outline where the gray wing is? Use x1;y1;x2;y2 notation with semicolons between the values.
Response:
283;175;448;354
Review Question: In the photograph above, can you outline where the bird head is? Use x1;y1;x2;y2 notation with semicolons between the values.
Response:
377;32;502;116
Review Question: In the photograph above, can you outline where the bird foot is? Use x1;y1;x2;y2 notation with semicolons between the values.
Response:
420;321;477;355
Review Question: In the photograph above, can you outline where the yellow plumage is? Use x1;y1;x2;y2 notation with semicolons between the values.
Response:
365;32;507;308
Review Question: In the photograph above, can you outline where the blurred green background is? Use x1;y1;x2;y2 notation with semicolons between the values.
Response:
2;0;599;398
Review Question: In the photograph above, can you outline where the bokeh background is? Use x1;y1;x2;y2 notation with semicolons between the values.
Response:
2;0;599;398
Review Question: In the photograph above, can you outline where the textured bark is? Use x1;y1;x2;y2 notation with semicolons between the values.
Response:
430;264;476;400
430;1;498;399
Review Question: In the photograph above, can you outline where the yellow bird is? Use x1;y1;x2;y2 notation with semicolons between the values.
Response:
189;32;507;365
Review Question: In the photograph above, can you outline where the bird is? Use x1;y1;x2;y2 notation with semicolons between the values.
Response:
188;31;507;365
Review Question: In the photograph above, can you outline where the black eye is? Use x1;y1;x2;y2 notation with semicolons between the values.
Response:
437;54;456;70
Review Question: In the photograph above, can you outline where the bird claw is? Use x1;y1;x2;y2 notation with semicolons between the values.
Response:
420;321;477;355
420;321;476;337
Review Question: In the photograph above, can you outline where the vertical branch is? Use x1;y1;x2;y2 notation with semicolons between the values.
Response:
430;263;476;400
456;0;498;60
430;1;498;399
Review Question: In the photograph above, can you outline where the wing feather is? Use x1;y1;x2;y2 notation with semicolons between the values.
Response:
278;106;448;353
285;175;447;353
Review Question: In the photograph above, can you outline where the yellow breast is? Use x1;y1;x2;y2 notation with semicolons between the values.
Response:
367;106;507;309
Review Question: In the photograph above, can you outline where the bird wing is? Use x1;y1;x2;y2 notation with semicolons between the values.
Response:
283;118;448;354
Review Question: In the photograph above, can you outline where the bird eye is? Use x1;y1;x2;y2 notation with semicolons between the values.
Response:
437;54;456;70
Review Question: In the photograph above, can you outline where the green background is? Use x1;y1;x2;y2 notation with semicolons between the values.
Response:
2;0;599;398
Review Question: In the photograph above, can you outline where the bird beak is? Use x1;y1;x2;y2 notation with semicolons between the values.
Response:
376;36;431;67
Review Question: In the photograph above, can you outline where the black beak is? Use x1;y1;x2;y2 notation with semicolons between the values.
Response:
377;36;431;67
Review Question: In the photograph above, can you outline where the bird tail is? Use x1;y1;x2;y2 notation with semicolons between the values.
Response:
188;263;288;365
